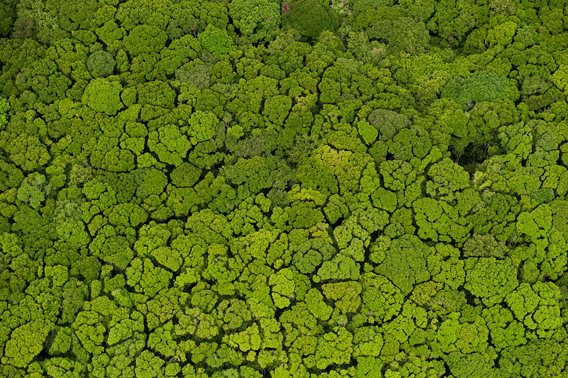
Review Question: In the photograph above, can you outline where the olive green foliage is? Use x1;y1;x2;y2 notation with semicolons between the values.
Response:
367;108;411;141
368;16;431;54
283;0;340;39
0;3;15;37
81;78;124;115
0;98;8;129
442;70;509;109
198;24;235;57
87;50;116;78
170;162;202;188
229;0;281;43
17;173;47;209
123;24;168;56
2;1;568;377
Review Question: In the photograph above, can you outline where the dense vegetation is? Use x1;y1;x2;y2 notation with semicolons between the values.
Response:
1;0;568;376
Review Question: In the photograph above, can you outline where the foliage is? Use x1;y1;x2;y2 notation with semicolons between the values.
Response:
229;0;281;43
441;70;509;109
81;78;124;115
198;24;235;57
87;50;116;78
1;2;568;377
282;0;340;39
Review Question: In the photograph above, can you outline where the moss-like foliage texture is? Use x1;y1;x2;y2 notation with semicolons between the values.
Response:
1;0;568;377
87;50;116;78
442;70;510;109
81;78;124;115
229;0;281;43
283;0;340;39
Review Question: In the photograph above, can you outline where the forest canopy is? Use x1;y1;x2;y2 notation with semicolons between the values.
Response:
1;0;568;377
